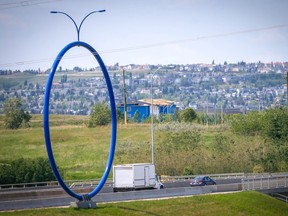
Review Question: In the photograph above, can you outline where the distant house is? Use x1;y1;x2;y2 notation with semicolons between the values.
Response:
52;82;62;88
118;103;150;122
138;98;177;119
118;99;178;122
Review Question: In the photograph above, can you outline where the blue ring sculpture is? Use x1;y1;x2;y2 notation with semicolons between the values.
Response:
43;41;117;201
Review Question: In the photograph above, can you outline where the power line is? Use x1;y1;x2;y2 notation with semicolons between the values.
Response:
100;24;288;53
0;0;62;10
1;23;288;68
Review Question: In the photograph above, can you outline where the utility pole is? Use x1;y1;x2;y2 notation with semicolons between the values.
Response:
151;67;162;165
287;71;288;108
206;104;209;126
214;104;216;125
122;69;127;124
221;103;224;124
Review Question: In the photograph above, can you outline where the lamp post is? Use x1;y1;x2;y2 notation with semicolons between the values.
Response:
50;10;106;41
122;69;127;124
286;71;288;108
151;67;162;165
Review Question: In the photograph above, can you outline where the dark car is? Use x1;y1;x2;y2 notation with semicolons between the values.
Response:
190;176;216;186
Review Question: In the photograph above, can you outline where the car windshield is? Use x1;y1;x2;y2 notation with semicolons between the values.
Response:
194;176;203;180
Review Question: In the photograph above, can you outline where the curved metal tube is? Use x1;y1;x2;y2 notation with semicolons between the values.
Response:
43;41;117;201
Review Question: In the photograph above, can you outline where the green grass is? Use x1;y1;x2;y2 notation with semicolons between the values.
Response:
0;115;152;180
0;114;283;179
0;191;287;215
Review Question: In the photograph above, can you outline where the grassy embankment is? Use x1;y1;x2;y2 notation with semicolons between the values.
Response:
0;191;287;216
0;114;156;179
0;114;272;179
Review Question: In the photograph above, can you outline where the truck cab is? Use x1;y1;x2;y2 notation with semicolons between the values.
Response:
154;175;164;189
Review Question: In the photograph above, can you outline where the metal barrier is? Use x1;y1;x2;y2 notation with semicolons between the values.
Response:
1;172;288;191
161;173;246;182
272;193;288;203
0;179;111;190
69;179;113;188
242;175;288;191
0;181;60;190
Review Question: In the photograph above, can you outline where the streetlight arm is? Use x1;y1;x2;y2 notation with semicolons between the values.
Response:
50;11;79;41
50;10;105;41
78;10;106;38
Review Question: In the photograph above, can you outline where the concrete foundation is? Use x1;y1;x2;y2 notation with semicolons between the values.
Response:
70;200;97;209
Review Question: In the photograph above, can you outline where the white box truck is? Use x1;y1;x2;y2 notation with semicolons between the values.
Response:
113;163;164;192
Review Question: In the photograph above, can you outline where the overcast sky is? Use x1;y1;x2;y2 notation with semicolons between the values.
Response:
0;0;288;70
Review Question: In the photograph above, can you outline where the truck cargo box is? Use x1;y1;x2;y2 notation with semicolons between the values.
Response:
113;163;163;192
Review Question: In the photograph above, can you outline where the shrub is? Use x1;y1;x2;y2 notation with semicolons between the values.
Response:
0;158;62;184
230;111;263;136
253;165;264;173
87;102;111;127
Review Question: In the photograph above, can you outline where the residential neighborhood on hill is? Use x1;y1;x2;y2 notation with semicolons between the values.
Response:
0;61;287;119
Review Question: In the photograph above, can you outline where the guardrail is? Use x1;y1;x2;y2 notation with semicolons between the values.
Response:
0;181;60;190
272;193;288;203
0;179;110;190
69;179;113;188
161;173;246;182
1;172;288;191
242;175;288;191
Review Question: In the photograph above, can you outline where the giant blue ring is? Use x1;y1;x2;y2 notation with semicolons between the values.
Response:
43;41;117;201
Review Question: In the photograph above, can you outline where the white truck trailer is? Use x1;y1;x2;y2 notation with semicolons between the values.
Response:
113;163;164;192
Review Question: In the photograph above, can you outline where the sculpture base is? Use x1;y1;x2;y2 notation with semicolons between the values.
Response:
70;200;97;209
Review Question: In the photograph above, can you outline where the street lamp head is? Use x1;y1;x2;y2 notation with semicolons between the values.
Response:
50;10;105;41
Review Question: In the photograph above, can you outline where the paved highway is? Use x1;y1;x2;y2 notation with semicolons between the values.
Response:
1;174;287;211
0;179;243;211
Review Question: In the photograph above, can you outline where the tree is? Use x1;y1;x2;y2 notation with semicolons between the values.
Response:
116;108;124;123
162;114;174;123
88;102;111;127
3;98;31;129
262;108;288;141
230;111;263;136
132;110;141;123
180;108;197;123
174;110;181;122
230;108;288;140
73;66;82;72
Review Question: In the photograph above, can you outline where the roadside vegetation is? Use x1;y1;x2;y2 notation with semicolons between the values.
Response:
0;158;59;184
0;107;287;182
0;191;287;216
